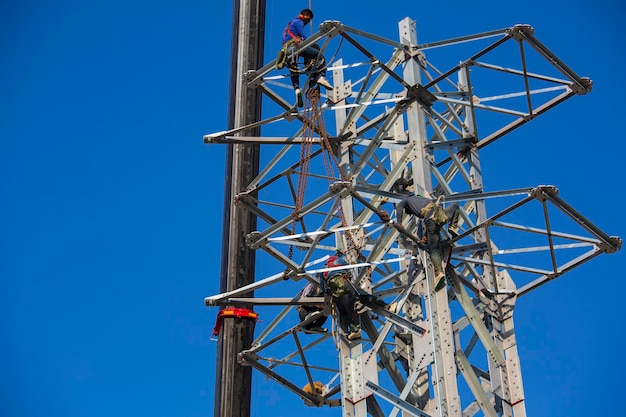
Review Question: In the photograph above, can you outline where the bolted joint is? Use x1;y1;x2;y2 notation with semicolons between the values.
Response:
507;24;534;41
570;77;593;95
245;231;264;249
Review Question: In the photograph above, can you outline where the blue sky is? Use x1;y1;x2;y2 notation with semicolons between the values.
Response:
1;1;624;416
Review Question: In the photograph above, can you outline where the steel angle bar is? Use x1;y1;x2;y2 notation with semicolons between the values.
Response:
245;188;341;246
447;269;505;366
476;88;576;149
203;112;288;143
492;220;608;246
340;31;409;88
493;242;595;255
436;97;530;118
450;254;554;276
264;353;336;373
455;350;499;417
417;28;509;51
267;222;378;243
368;304;426;337
424;33;512;90
360;315;419;405
236;195;296;238
515;27;591;92
517;247;606;296
388;366;428;417
365;381;431;417
209;297;325;306
424;107;467;139
350;110;404;180
478;85;571;103
539;187;622;251
239;351;326;406
205;270;292;306
339;23;409;49
470;61;573;85
340;48;406;138
212;136;321;144
257;83;302;113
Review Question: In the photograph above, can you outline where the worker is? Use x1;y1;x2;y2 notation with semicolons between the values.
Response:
323;253;361;341
396;194;462;291
276;8;333;107
298;281;328;333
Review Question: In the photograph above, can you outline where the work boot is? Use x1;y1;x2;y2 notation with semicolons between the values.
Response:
304;327;328;334
387;302;398;314
434;271;446;291
347;330;362;340
295;89;303;108
276;49;286;70
316;76;333;90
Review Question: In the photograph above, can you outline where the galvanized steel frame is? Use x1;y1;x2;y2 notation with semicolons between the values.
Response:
205;18;621;417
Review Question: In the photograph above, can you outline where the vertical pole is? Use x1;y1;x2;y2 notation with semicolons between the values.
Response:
214;1;265;417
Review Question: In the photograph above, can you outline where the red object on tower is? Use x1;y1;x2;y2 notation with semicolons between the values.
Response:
212;307;259;336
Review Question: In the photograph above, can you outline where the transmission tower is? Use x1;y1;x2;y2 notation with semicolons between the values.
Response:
205;17;621;417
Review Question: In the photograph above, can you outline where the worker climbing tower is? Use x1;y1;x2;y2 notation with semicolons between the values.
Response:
205;14;621;417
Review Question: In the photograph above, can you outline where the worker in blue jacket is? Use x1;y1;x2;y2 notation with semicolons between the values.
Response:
276;9;332;107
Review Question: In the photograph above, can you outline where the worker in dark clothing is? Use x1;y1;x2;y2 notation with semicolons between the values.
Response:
396;194;462;291
298;281;328;333
276;8;333;107
323;254;361;340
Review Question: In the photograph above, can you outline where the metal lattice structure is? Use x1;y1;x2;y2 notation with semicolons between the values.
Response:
204;18;621;417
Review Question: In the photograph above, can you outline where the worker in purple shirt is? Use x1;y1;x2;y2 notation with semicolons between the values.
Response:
276;9;332;107
396;194;462;291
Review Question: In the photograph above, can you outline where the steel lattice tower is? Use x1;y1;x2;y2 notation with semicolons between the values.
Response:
206;16;621;417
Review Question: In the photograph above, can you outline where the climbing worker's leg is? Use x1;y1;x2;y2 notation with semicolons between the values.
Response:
335;294;360;339
301;44;333;90
289;71;303;108
425;218;446;290
445;203;462;237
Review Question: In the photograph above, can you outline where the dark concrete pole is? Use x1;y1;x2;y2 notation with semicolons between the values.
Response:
214;1;265;416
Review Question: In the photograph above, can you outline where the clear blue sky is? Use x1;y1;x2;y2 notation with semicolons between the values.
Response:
1;1;624;416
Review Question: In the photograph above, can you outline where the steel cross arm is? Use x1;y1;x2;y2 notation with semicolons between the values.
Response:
537;186;622;252
511;25;592;93
447;269;506;366
365;381;431;417
455;350;499;417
